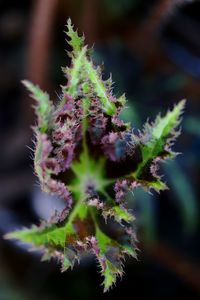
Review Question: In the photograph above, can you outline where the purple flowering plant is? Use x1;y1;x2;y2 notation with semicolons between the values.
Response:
6;19;185;292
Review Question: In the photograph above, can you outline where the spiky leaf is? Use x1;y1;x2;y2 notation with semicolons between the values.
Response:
134;100;185;186
66;18;85;57
22;80;53;133
6;19;185;293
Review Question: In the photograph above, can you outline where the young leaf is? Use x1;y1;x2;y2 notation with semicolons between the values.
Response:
84;59;117;116
65;18;117;116
134;100;185;186
6;19;185;293
66;18;85;57
22;80;53;133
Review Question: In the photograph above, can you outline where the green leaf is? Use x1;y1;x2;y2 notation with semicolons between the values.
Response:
64;47;88;98
94;226;137;292
95;228;123;292
152;100;185;139
22;80;53;133
135;100;186;179
102;205;135;224
65;18;117;116
5;204;87;271
66;18;85;57
84;59;117;115
164;160;198;232
142;179;168;193
5;223;74;248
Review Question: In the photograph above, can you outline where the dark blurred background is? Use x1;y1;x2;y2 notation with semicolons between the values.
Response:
0;0;200;299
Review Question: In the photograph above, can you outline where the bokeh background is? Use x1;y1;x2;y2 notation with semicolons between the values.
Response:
0;0;200;299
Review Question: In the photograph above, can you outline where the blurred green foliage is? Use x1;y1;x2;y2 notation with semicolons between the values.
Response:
103;0;139;18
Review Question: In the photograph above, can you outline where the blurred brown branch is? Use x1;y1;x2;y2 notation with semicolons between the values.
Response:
146;242;200;293
132;0;195;58
22;0;59;132
27;0;59;89
82;0;98;45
